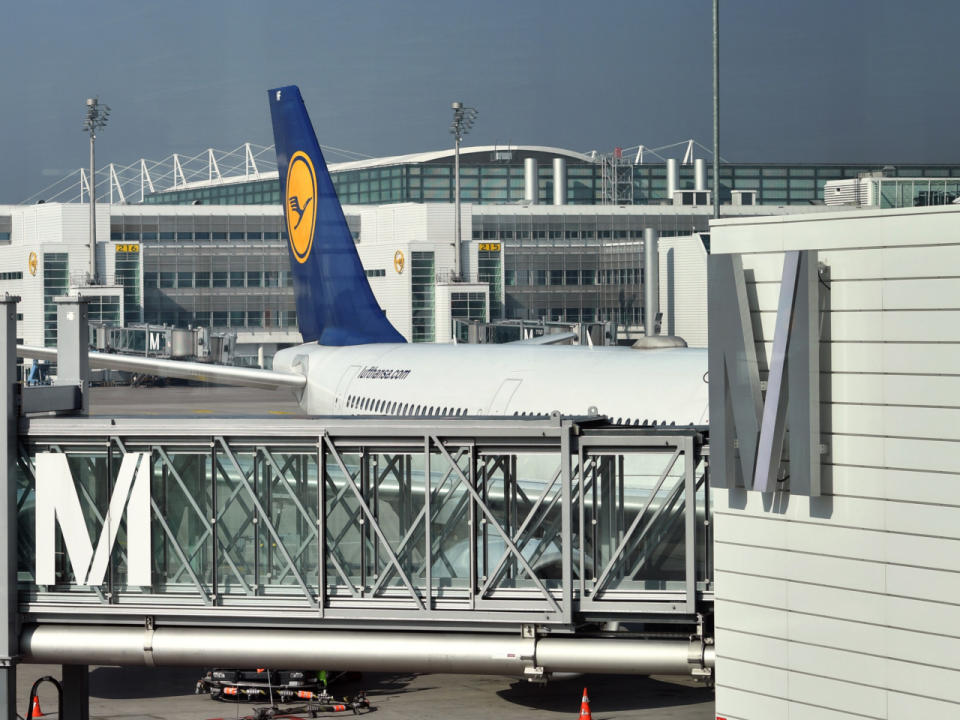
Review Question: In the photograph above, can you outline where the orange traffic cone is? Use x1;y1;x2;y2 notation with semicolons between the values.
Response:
28;695;44;718
579;687;591;720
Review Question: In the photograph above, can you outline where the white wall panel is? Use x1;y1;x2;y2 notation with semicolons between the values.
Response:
713;207;960;718
658;235;708;347
718;658;789;699
788;671;887;718
715;686;789;720
715;542;886;593
887;691;960;719
716;628;789;667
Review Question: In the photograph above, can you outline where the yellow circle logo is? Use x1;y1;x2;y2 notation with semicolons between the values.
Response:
28;252;38;276
285;151;317;264
394;250;405;274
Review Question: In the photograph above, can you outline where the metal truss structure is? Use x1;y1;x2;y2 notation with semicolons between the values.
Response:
17;416;710;632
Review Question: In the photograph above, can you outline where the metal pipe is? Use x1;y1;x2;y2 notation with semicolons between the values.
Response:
524;158;538;205
552;158;567;205
535;637;711;675
643;228;659;337
20;625;712;676
666;159;678;202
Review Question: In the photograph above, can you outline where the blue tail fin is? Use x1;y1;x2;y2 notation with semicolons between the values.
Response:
268;85;405;345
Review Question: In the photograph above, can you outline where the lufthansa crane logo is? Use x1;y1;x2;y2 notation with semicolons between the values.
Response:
394;250;405;274
28;252;38;276
285;151;317;264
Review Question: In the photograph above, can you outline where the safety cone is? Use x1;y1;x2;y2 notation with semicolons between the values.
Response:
579;687;591;720
28;695;44;718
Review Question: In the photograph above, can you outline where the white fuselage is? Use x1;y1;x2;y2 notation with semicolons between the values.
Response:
273;343;709;425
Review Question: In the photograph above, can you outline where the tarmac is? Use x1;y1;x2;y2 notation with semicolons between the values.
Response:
17;664;714;720
20;385;715;719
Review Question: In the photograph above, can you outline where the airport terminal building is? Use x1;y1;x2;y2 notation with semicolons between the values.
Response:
3;143;959;363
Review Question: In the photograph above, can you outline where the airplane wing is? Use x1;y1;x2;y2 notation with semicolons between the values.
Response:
17;346;306;391
508;332;578;346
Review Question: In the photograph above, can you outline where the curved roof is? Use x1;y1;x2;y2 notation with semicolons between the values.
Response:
327;145;593;172
149;145;595;194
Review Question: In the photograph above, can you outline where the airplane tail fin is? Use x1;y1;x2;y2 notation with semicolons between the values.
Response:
268;85;405;345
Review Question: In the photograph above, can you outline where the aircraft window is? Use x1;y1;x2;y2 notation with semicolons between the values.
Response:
374;399;381;413
625;418;631;425
401;403;407;415
391;401;398;414
442;407;448;415
429;407;435;416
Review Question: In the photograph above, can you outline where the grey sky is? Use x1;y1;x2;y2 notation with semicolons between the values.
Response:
2;0;958;202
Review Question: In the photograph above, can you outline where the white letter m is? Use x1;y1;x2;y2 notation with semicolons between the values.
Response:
35;452;151;587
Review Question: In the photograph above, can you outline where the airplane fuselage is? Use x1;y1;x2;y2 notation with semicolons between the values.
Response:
273;343;709;424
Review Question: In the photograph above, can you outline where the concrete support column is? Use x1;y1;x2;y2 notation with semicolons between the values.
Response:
0;295;20;720
61;665;89;720
55;297;89;415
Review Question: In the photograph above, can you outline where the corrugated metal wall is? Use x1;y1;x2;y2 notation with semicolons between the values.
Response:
658;234;708;347
711;205;960;719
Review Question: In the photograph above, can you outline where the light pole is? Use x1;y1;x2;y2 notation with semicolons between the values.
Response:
83;97;110;284
712;0;720;219
450;101;477;281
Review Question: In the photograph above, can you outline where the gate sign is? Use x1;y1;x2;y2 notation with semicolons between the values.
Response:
35;452;152;586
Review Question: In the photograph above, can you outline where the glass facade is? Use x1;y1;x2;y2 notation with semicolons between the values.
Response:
112;214;299;331
873;178;960;208
482;214;664;325
142;157;960;208
42;253;69;347
83;293;121;326
411;252;435;343
451;292;487;343
477;249;503;320
114;247;142;324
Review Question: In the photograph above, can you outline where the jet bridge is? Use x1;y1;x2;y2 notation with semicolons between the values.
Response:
0;295;713;719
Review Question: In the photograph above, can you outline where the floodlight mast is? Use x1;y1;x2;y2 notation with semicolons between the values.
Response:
450;101;477;281
83;97;110;283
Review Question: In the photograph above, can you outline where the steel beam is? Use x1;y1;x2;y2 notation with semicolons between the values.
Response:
0;296;18;720
61;664;89;720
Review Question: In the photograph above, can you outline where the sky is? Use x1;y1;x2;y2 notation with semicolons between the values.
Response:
2;0;959;202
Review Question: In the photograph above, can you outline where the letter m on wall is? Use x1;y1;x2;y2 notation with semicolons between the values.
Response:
708;251;821;495
35;452;151;586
